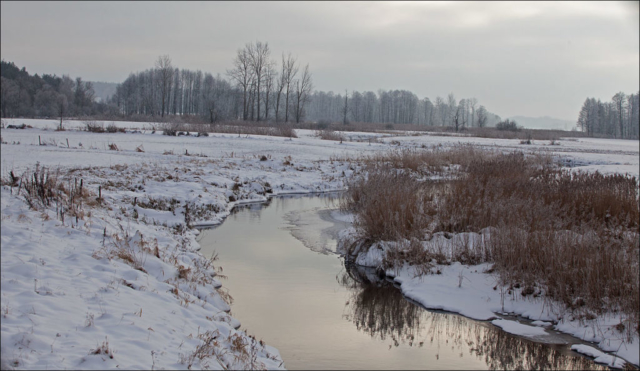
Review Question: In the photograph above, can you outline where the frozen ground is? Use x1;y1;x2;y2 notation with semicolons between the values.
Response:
1;118;638;369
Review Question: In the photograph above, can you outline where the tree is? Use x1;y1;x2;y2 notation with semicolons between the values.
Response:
446;93;456;127
155;55;173;117
227;47;253;120
281;53;298;122
294;64;313;124
468;98;478;127
343;90;349;125
477;105;488;128
246;42;270;121
0;76;19;117
453;103;466;132
57;94;68;130
612;92;626;138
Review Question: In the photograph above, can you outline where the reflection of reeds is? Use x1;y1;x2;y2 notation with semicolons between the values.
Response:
339;261;608;370
339;262;423;343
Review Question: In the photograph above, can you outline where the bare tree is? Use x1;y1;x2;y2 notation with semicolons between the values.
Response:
247;41;270;121
155;55;173;117
343;89;349;125
294;64;313;124
453;103;466;132
446;93;457;127
227;47;253;120
274;59;286;122
57;94;68;130
468;98;478;127
281;53;298;122
612;92;626;138
263;60;276;121
477;105;488;128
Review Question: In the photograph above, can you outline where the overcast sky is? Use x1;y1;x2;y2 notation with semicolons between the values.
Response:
1;1;638;120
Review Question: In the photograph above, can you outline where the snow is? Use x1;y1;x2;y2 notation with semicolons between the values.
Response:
491;319;549;337
571;344;627;369
337;230;639;367
1;118;639;369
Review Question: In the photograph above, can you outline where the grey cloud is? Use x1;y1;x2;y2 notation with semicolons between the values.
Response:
1;1;637;120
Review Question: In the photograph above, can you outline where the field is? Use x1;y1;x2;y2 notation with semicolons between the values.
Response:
1;118;638;369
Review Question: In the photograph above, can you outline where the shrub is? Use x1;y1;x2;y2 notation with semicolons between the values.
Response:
106;123;125;133
316;120;331;130
495;119;520;131
162;122;181;136
315;130;344;142
84;120;105;133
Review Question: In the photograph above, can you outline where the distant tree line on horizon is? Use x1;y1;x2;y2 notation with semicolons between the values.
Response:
0;60;117;119
0;41;502;131
2;45;638;139
577;92;639;140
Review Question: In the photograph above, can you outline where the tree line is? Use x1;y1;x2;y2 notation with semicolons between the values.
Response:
111;42;313;124
1;41;500;131
306;90;501;129
7;41;637;139
0;60;117;120
577;92;639;139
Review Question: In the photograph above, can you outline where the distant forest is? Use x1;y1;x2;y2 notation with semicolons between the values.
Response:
577;93;639;139
0;41;501;130
1;42;638;138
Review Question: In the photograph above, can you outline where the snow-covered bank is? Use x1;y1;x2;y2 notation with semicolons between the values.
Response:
1;187;284;369
337;229;639;368
1;127;362;369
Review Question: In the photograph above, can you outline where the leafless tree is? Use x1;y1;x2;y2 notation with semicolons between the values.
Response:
227;47;253;120
247;41;270;121
155;55;173;117
57;94;68;130
263;60;276;121
477;105;488;128
294;64;313;123
343;89;349;125
453;103;466;132
281;53;298;122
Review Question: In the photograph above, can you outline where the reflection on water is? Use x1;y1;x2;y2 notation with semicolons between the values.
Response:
199;195;607;370
339;262;607;371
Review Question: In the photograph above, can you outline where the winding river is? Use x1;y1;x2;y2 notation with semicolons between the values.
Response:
197;194;607;370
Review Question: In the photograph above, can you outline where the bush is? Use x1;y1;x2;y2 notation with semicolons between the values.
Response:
316;120;331;130
495;119;520;131
315;130;344;142
106;123;125;133
162;122;181;136
85;121;105;133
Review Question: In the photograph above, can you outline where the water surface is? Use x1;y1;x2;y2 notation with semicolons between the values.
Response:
198;195;605;370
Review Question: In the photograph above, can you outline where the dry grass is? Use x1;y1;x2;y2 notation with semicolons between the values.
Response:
359;144;486;175
343;146;640;334
90;337;114;359
315;130;345;142
2;164;96;222
84;120;105;133
341;169;435;242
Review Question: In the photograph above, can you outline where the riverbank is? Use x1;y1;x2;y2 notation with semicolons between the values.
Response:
0;127;359;369
336;148;639;368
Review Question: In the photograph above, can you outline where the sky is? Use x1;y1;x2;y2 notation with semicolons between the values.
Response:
1;1;638;121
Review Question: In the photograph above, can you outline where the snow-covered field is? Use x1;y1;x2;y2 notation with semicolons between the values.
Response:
1;118;638;369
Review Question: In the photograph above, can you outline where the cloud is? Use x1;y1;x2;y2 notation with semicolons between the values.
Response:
1;1;637;120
